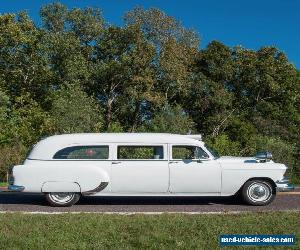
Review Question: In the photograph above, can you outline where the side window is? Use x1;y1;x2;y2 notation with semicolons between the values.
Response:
172;145;209;160
197;147;210;159
53;146;109;159
117;146;164;160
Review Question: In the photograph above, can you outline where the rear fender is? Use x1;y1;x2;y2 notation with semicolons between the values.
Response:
12;164;110;194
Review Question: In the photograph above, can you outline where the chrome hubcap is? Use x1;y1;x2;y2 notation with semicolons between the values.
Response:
247;182;271;202
253;186;266;197
49;193;75;204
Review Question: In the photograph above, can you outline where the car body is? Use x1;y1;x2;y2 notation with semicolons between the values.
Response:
9;133;294;206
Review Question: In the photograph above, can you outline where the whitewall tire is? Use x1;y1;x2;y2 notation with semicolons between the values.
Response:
242;180;275;206
45;192;81;207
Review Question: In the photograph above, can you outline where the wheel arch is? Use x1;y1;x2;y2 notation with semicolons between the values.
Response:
236;177;276;195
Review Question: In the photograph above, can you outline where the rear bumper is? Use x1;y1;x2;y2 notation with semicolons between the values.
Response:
8;185;25;192
276;177;294;192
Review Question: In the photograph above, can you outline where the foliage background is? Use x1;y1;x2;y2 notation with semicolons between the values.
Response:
0;3;299;182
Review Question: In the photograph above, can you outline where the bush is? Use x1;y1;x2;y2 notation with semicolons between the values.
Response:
206;134;241;156
0;142;28;181
254;136;299;182
207;134;299;183
10;94;54;146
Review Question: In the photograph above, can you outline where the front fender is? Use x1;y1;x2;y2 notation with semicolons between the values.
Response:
221;168;285;196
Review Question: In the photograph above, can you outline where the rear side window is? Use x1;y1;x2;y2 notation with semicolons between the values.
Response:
117;146;164;160
53;146;109;159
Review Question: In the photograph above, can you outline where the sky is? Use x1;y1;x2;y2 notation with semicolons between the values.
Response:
1;0;299;68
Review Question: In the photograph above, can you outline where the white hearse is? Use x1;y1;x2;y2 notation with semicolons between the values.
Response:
8;133;293;206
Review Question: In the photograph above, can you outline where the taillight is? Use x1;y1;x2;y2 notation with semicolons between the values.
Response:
8;175;14;185
7;166;14;185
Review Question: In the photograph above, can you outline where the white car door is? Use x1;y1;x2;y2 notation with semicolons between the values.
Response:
169;144;221;194
111;144;169;193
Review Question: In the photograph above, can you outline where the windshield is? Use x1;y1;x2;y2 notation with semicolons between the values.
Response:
205;144;220;159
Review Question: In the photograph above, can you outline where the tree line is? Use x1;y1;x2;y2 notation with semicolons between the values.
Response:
0;3;299;182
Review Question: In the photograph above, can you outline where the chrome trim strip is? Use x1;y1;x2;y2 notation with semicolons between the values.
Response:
27;158;111;161
82;182;109;195
276;177;289;184
276;178;295;192
276;183;295;192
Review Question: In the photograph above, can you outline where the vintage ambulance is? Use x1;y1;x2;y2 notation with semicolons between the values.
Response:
8;133;293;206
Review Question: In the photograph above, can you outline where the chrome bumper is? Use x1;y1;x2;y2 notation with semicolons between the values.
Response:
8;185;25;192
276;177;295;192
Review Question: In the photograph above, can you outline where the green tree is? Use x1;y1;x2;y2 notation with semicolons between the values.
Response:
0;12;52;105
40;3;104;92
90;25;160;131
124;7;199;48
140;105;196;134
206;134;241;156
232;46;300;140
185;41;235;136
0;89;12;144
10;94;53;146
50;83;103;133
40;2;67;32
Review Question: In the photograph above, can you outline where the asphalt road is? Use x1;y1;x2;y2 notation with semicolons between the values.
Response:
0;192;299;213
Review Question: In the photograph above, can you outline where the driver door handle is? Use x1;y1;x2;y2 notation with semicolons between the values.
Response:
112;161;122;164
169;161;178;164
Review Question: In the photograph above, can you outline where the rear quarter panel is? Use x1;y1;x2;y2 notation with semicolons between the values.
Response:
13;160;111;193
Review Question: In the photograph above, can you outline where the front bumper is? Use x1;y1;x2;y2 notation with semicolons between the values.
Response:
276;177;295;192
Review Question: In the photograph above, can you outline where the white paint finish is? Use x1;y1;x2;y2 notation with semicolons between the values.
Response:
11;133;288;197
41;182;81;192
220;159;286;196
13;161;111;193
169;159;221;194
110;143;169;193
169;143;221;194
111;160;169;193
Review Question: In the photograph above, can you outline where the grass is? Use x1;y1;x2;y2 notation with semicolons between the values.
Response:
0;212;298;249
0;182;7;187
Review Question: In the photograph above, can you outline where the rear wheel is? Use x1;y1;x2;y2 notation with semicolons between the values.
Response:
45;192;81;207
242;180;275;206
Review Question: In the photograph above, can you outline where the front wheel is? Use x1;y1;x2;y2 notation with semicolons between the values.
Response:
242;180;275;206
45;192;81;207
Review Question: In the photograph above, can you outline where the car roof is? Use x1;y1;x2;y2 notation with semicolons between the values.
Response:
44;133;201;144
28;133;204;160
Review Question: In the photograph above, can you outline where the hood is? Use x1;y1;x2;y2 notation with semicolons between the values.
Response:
218;156;268;163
